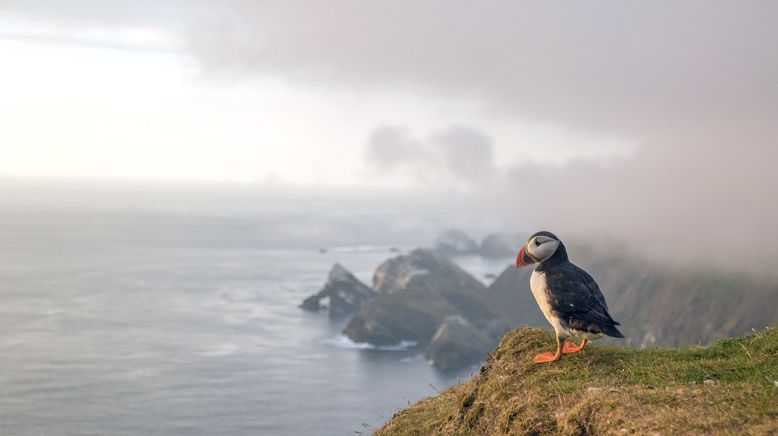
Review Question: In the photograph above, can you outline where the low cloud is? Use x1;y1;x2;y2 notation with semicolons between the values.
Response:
365;125;426;171
432;126;495;186
365;124;497;189
363;120;778;272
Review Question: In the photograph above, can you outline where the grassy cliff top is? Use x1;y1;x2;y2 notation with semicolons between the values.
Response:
377;327;778;435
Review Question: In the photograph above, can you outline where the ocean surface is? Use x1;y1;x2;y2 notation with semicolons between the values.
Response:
0;207;510;435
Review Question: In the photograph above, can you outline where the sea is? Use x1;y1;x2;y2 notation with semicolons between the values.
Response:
0;186;511;435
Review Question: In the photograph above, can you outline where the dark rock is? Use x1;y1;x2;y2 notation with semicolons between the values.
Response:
344;249;495;346
485;265;546;327
300;294;321;311
371;249;487;300
300;264;374;318
342;293;444;345
426;316;497;371
479;233;524;258
434;229;478;255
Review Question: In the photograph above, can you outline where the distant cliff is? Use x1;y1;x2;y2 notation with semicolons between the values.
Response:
558;243;778;347
377;327;778;435
469;237;778;348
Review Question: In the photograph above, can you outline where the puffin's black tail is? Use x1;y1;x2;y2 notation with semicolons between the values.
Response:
602;324;625;338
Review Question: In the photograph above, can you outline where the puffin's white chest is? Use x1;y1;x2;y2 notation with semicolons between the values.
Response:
530;270;566;334
530;270;553;321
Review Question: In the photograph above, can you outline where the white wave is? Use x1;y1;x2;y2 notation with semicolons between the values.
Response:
323;335;417;351
199;343;239;357
326;245;398;253
218;287;260;303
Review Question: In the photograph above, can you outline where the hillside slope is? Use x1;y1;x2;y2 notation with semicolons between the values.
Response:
486;245;778;348
377;327;778;435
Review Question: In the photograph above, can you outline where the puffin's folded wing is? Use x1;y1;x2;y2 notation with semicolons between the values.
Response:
545;263;619;329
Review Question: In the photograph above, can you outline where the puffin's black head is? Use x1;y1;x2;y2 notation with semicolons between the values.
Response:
516;231;567;268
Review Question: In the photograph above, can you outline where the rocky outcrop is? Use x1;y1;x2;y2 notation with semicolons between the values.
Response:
372;248;484;295
434;229;478;255
300;264;375;318
344;249;497;349
484;265;546;327
425;316;507;371
339;247;552;368
478;233;524;258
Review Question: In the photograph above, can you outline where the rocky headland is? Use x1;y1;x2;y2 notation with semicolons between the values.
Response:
300;263;375;318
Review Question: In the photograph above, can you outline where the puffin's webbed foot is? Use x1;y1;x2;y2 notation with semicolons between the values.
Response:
562;339;587;354
532;352;562;364
533;336;564;364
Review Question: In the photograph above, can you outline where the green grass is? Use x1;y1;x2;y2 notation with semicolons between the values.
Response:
377;326;778;435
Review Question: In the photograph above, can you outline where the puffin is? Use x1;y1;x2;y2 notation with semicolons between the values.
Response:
516;231;623;364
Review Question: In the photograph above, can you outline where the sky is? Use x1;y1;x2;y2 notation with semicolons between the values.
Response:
0;1;646;185
0;1;776;269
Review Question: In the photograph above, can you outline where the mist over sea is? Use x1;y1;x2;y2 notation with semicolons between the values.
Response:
0;186;509;435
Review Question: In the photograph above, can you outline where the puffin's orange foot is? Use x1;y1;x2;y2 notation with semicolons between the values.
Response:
562;341;586;354
533;352;561;364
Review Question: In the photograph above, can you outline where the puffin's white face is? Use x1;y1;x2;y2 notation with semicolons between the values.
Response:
526;235;560;263
516;234;561;267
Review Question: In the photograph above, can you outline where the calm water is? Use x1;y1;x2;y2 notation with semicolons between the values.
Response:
0;209;508;435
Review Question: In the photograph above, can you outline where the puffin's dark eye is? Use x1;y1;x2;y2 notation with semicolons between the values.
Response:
535;239;541;246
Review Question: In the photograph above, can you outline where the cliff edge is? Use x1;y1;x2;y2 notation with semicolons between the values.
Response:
377;326;778;435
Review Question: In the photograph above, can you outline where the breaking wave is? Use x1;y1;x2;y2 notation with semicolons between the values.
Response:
323;335;417;351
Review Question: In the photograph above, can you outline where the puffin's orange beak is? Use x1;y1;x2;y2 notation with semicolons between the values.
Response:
516;245;526;267
516;244;535;268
